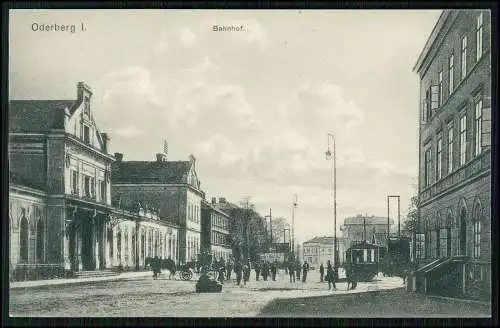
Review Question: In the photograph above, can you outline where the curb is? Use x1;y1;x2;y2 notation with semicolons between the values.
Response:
426;294;491;307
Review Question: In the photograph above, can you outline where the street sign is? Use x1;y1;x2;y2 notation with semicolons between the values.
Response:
272;242;290;253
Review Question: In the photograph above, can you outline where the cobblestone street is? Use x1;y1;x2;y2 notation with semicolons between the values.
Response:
10;270;409;317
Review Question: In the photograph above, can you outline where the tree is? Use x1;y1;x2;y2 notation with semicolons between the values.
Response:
270;217;290;244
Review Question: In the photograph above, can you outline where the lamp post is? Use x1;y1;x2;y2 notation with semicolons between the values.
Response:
265;208;273;251
387;195;401;240
291;195;298;258
283;228;290;263
325;133;338;269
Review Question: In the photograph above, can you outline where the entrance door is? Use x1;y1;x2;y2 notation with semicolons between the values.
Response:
81;219;95;270
459;209;467;256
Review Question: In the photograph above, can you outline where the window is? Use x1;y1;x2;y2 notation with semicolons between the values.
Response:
448;54;454;95
460;114;467;166
439;228;448;257
436;138;443;180
473;220;481;258
425;230;431;258
100;180;106;202
431;229;438;258
475;99;483;156
415;233;425;260
476;12;483;62
448;125;454;173
84;96;90;116
19;216;29;262
438;71;443;105
36;219;45;262
84;176;91;198
90;177;95;198
425;89;432;120
83;125;90;144
461;35;467;80
424;147;432;187
71;170;79;195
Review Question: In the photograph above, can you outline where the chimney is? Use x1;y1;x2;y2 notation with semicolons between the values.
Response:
219;197;226;203
114;152;123;162
211;197;217;205
101;133;109;152
156;153;167;162
77;81;93;103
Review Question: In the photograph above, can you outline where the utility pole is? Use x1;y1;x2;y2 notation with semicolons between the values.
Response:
269;208;273;246
292;195;298;258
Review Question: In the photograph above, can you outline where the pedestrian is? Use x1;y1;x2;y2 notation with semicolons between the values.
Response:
326;260;336;290
262;261;270;281
287;258;295;283
302;260;309;283
234;260;242;286
218;256;226;283
319;263;325;283
226;259;233;281
254;260;261;281
295;259;302;281
271;260;278;281
346;263;357;290
152;256;161;280
243;259;251;286
166;256;176;280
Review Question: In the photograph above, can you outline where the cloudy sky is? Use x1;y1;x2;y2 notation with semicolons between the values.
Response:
9;9;441;244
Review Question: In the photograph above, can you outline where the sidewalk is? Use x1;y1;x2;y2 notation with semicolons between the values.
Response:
10;270;154;289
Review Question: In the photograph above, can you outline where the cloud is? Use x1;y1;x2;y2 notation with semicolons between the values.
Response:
153;27;196;54
114;126;143;138
178;28;196;46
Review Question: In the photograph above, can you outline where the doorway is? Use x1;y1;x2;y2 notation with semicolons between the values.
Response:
81;219;95;270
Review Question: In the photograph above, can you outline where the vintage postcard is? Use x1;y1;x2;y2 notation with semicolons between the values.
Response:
7;8;491;318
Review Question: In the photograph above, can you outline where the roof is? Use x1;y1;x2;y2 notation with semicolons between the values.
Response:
9;171;46;191
111;161;192;184
412;10;450;73
9;100;76;133
303;236;344;245
343;216;394;226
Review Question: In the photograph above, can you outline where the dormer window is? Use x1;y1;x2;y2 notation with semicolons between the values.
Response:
84;96;90;116
83;125;90;144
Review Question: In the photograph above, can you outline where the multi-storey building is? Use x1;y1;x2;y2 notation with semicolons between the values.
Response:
8;82;177;281
341;215;394;251
412;9;491;301
111;152;204;264
200;198;232;262
9;82;115;278
302;236;345;268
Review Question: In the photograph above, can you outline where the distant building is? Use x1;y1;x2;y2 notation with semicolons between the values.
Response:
341;215;394;251
111;152;204;264
413;9;491;301
201;198;232;262
302;236;345;268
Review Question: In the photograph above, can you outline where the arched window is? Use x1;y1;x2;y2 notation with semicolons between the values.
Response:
459;207;467;256
19;216;29;262
473;202;483;259
36;219;45;263
116;230;122;262
141;232;146;260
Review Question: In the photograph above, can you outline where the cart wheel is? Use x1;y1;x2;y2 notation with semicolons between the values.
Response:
186;270;193;280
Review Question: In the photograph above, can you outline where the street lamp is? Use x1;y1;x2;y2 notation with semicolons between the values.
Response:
264;208;273;251
283;228;290;263
291;195;298;258
325;132;338;269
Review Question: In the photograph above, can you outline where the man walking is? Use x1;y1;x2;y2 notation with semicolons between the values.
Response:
254;260;261;281
226;259;233;281
319;263;325;283
234;259;242;286
287;258;295;283
271;260;278;281
302;260;310;283
295;258;302;281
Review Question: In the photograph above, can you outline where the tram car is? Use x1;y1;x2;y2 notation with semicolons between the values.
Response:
344;240;386;282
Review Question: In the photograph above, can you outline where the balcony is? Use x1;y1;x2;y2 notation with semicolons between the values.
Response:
420;150;490;203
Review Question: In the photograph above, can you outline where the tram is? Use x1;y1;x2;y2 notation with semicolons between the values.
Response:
344;240;385;282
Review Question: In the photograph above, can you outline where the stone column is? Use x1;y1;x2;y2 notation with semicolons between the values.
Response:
63;216;71;270
77;228;83;271
138;228;142;267
93;219;99;270
113;229;118;267
103;221;109;269
128;229;133;267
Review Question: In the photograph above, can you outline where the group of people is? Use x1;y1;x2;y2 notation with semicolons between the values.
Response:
285;256;311;283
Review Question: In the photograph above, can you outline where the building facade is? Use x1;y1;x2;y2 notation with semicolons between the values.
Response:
111;152;204;264
302;236;345;268
341;215;394;251
413;9;491;301
200;198;233;262
9;82;115;279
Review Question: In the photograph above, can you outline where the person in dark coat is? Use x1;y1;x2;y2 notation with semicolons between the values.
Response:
261;261;270;281
152;256;161;279
218;257;226;283
165;256;176;280
254;260;261;281
287;258;296;283
319;263;325;283
295;259;302;281
326;260;336;290
242;259;251;286
226;259;233;281
234;260;243;286
271;261;278;281
346;263;357;290
302;261;310;283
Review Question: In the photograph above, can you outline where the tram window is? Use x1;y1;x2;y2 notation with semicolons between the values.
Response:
371;249;375;262
363;249;368;262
